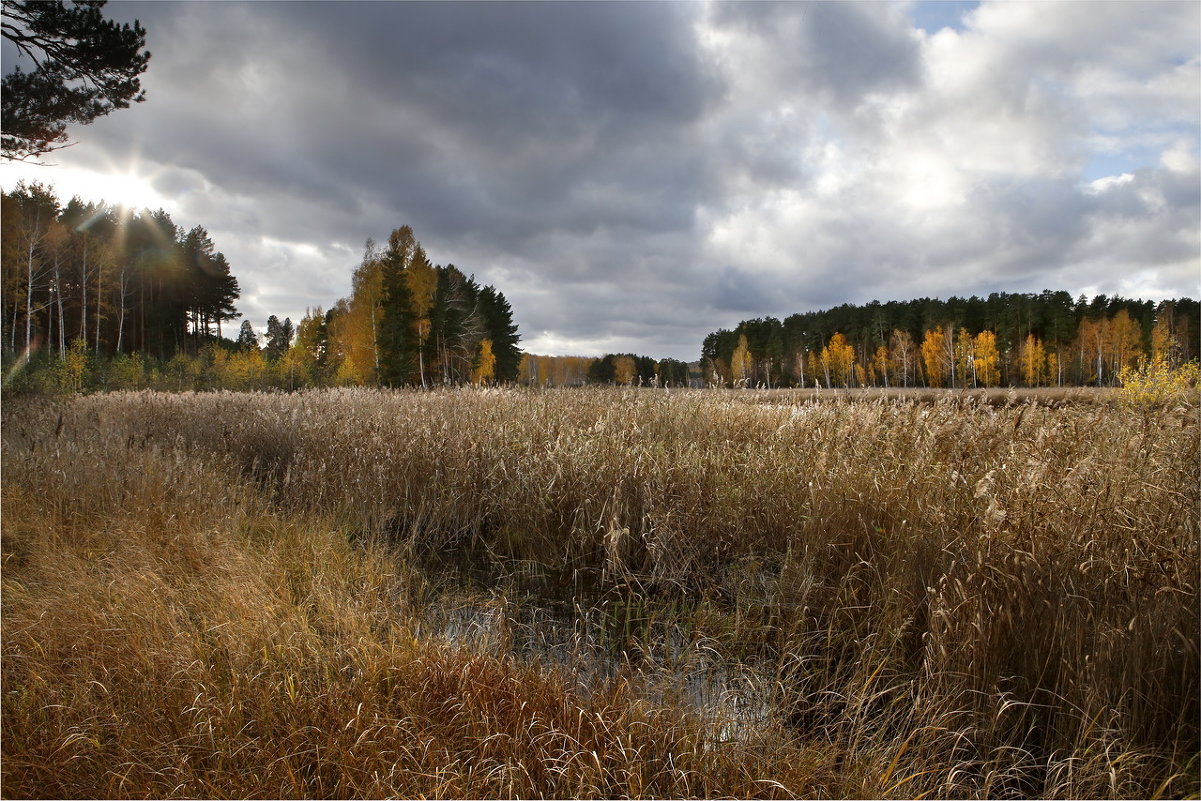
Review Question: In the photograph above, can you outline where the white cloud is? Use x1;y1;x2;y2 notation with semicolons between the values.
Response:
1084;173;1135;195
1161;138;1201;174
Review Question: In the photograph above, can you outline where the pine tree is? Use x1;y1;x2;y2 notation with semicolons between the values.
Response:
2;0;151;159
236;320;258;351
378;237;417;386
263;315;294;360
477;285;521;382
263;315;283;360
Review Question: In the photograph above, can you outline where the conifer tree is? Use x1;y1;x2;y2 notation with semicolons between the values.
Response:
477;285;521;382
236;320;258;351
378;234;417;387
2;0;151;159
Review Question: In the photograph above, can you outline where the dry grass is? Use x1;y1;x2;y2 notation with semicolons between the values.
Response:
2;387;1197;798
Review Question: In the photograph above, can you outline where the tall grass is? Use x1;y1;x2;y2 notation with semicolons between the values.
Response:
3;387;1197;798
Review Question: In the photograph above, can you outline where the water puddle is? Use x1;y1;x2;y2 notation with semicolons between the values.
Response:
425;586;777;743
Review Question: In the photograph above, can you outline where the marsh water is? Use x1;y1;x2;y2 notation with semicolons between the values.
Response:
415;554;778;742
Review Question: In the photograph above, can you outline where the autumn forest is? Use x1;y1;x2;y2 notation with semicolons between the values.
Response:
2;185;519;392
3;183;1197;395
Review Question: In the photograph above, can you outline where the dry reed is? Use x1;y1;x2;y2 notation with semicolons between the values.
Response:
2;387;1196;798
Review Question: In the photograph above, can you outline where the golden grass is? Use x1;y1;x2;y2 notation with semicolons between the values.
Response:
2;387;1197;798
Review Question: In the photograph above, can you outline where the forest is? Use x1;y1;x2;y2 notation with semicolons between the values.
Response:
521;293;1198;390
701;292;1199;389
285;225;521;389
1;185;520;392
2;182;239;360
4;181;1199;395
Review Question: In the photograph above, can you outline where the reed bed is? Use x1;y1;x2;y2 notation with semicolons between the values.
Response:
2;387;1197;798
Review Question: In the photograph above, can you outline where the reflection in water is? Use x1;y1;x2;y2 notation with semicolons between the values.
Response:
426;587;776;744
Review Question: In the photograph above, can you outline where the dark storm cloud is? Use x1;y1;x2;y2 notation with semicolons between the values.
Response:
711;266;782;313
117;1;724;252
307;2;718;132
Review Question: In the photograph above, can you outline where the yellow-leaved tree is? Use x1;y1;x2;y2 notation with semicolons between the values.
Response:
872;344;891;387
730;334;753;386
613;355;637;386
473;338;496;385
326;242;385;385
974;330;1000;387
1106;309;1144;379
1075;316;1106;385
889;329;916;387
954;327;974;388
920;326;946;387
820;332;855;388
1022;334;1047;387
287;307;326;387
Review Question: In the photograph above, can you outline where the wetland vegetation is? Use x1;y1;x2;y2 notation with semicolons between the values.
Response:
2;387;1197;798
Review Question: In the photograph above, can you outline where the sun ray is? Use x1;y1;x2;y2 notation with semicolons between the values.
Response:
0;146;173;217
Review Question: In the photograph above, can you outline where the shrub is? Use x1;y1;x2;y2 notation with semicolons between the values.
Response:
1118;355;1200;406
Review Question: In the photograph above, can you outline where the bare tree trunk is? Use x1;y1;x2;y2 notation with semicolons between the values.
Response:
79;240;88;343
945;324;956;389
94;258;103;353
370;306;379;382
116;267;129;354
54;255;66;357
25;234;36;353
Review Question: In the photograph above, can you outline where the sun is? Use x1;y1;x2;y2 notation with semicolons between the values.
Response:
93;161;169;211
0;150;173;214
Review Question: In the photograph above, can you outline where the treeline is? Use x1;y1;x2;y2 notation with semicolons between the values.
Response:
281;226;520;388
2;182;240;360
2;196;524;392
518;353;693;387
702;291;1199;388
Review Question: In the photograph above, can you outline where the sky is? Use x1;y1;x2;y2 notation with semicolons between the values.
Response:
2;0;1198;360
